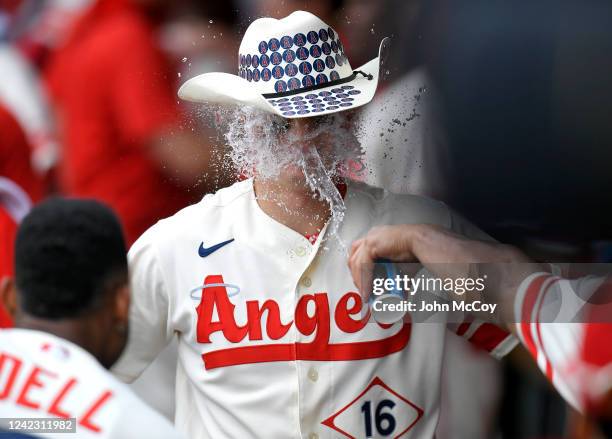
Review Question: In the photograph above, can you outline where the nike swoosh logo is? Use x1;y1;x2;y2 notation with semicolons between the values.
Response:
198;238;234;257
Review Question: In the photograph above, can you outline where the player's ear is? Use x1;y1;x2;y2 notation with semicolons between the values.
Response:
113;283;130;327
0;276;17;318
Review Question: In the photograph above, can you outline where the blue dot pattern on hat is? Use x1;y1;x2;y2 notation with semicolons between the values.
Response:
261;68;271;81
280;36;293;49
236;27;364;115
283;49;296;63
294;33;307;46
239;27;351;92
275;80;287;92
313;59;325;72
287;78;300;90
268;38;280;51
296;47;309;60
266;86;360;115
285;63;298;77
299;61;312;75
271;52;282;65
272;66;284;79
302;75;315;87
309;45;321;58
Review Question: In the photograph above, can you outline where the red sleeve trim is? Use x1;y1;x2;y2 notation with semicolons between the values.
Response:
467;322;513;353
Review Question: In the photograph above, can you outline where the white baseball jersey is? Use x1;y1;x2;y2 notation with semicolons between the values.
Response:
112;179;517;439
0;329;183;439
514;273;612;412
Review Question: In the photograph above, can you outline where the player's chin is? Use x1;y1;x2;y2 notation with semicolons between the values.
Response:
282;164;308;183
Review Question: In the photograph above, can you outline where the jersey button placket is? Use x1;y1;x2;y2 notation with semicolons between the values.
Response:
307;367;318;382
295;245;308;257
292;241;317;439
295;250;323;439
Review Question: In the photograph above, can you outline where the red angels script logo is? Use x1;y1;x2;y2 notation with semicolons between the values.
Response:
195;275;411;369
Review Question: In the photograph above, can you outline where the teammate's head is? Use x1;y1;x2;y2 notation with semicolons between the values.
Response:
0;198;130;368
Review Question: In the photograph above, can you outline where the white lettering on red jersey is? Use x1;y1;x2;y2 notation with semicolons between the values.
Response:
0;329;183;439
112;179;516;439
514;273;612;412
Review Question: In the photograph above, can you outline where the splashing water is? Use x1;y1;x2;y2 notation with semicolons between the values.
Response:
220;106;365;254
300;146;346;251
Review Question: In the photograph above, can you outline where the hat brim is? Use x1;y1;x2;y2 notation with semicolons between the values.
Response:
178;37;390;119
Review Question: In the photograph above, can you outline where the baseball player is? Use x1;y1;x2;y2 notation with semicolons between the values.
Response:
0;198;183;439
112;11;517;439
349;224;612;430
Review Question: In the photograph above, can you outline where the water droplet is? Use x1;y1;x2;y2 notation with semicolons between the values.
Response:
177;72;182;78
209;19;214;24
181;57;188;62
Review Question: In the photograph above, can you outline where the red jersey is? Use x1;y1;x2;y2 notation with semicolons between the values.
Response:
0;104;41;328
0;104;43;202
0;207;17;327
45;0;193;244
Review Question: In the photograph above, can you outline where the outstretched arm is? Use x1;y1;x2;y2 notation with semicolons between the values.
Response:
348;224;612;415
348;224;541;326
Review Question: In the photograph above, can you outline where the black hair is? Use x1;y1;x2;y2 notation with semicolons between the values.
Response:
14;198;128;319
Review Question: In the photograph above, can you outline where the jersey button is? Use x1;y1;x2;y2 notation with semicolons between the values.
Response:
301;277;312;287
308;433;319;439
308;367;318;382
295;246;307;257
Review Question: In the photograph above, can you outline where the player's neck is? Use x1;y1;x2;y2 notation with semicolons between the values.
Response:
14;314;100;357
254;176;331;236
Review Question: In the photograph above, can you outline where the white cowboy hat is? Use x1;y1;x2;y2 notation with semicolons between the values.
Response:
178;10;390;118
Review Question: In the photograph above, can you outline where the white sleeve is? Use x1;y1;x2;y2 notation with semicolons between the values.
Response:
514;273;612;412
111;226;174;383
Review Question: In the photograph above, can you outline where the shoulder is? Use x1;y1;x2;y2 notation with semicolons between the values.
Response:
347;181;452;228
0;330;180;437
150;179;251;236
1;329;131;392
130;180;253;257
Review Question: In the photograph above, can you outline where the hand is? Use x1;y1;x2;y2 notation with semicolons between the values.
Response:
348;225;420;298
348;224;542;309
